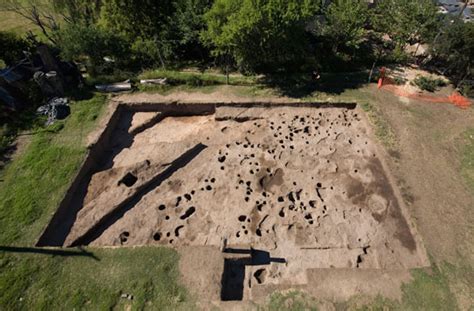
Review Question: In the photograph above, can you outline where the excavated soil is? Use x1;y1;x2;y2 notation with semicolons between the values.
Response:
38;102;428;302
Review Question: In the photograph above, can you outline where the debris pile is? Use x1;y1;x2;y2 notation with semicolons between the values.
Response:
36;97;70;125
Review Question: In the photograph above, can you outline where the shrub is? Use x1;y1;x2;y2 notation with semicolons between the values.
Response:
393;76;406;85
0;32;32;67
412;76;447;92
57;24;130;75
458;81;473;98
0;125;15;155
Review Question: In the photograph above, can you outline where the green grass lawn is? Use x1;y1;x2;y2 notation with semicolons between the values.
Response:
0;92;192;310
0;93;106;245
0;247;189;310
263;264;459;310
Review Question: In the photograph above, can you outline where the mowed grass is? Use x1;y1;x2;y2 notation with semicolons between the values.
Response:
262;264;459;310
0;247;189;310
0;92;191;309
360;101;397;151
0;93;106;245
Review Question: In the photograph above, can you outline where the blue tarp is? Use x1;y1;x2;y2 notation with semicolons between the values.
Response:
0;67;24;84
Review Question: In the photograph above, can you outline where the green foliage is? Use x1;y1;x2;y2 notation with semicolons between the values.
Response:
98;0;212;66
130;37;172;68
57;23;129;75
412;75;447;92
0;31;32;67
51;0;101;25
99;0;175;41
98;0;176;65
431;18;474;84
323;0;369;54
202;0;320;73
458;81;473;98
372;0;439;47
0;124;16;155
171;0;213;59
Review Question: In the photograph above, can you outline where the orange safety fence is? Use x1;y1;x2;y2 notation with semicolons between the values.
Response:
376;69;472;109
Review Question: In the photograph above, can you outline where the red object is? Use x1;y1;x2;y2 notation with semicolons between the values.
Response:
378;67;387;89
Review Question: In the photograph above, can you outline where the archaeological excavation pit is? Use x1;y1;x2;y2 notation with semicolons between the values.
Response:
38;102;429;301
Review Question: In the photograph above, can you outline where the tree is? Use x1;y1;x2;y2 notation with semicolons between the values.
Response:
201;0;320;74
431;18;473;85
98;0;179;66
171;0;213;60
0;32;32;67
99;0;175;39
57;23;129;75
322;0;369;57
51;0;102;25
372;0;439;49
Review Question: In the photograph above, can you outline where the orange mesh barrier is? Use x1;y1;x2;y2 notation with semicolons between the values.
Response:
377;70;471;109
448;92;472;109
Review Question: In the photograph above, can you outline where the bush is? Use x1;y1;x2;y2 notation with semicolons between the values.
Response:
458;81;474;98
412;75;447;92
130;37;172;68
393;76;406;85
0;32;32;67
57;24;130;75
202;0;320;74
0;125;15;155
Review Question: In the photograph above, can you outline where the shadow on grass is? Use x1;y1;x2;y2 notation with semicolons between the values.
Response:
261;71;370;98
0;106;43;170
66;86;96;101
0;86;96;171
0;246;100;261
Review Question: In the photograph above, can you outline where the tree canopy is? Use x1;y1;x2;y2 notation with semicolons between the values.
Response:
0;31;32;67
2;0;470;93
372;0;440;47
201;0;320;73
431;18;474;84
323;0;369;52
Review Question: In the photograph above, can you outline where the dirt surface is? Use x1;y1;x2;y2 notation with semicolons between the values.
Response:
39;99;430;304
374;87;474;263
373;86;474;309
114;86;300;104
